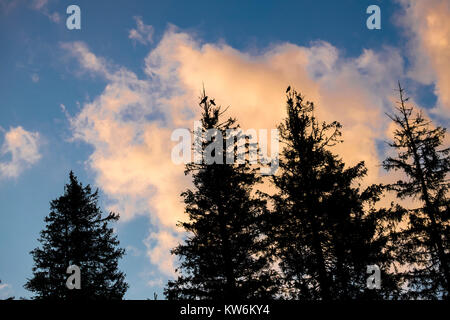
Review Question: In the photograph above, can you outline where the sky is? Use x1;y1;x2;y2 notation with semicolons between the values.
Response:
0;0;449;299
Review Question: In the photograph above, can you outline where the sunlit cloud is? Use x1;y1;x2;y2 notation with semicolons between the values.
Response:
397;0;450;118
61;21;423;276
129;16;154;46
60;42;112;78
60;0;450;278
0;126;41;179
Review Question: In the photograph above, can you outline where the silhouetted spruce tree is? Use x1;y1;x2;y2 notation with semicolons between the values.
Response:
165;92;278;300
25;172;128;300
269;87;399;300
383;83;449;299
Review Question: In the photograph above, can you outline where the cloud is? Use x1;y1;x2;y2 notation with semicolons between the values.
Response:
62;39;190;275
31;0;47;10
397;0;450;118
0;126;41;179
31;73;39;83
0;282;12;299
147;278;164;288
0;0;60;22
0;282;11;290
63;0;450;275
126;245;142;257
144;231;181;277
147;30;406;188
60;42;111;78
129;16;154;46
31;0;60;23
62;26;414;277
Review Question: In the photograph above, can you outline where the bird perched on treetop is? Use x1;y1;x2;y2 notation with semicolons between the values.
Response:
200;96;208;104
286;86;291;93
210;98;216;106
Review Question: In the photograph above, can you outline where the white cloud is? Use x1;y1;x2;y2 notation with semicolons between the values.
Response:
60;42;111;78
144;231;181;277
129;16;154;46
126;245;142;257
0;283;11;290
0;282;12;299
0;126;41;179
147;278;164;288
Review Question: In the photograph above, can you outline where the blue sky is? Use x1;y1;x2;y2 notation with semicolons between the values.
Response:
0;0;448;299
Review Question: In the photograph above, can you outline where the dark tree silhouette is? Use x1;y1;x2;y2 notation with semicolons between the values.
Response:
383;83;449;299
25;172;128;300
269;87;399;300
165;91;278;300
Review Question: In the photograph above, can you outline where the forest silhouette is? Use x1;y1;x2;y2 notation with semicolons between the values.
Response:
4;83;448;300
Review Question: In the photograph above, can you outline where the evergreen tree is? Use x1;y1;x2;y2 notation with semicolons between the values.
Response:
383;83;449;299
25;172;128;300
165;92;278;300
269;87;399;300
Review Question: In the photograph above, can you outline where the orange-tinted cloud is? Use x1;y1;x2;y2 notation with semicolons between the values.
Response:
64;32;405;276
64;9;447;276
398;0;450;118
